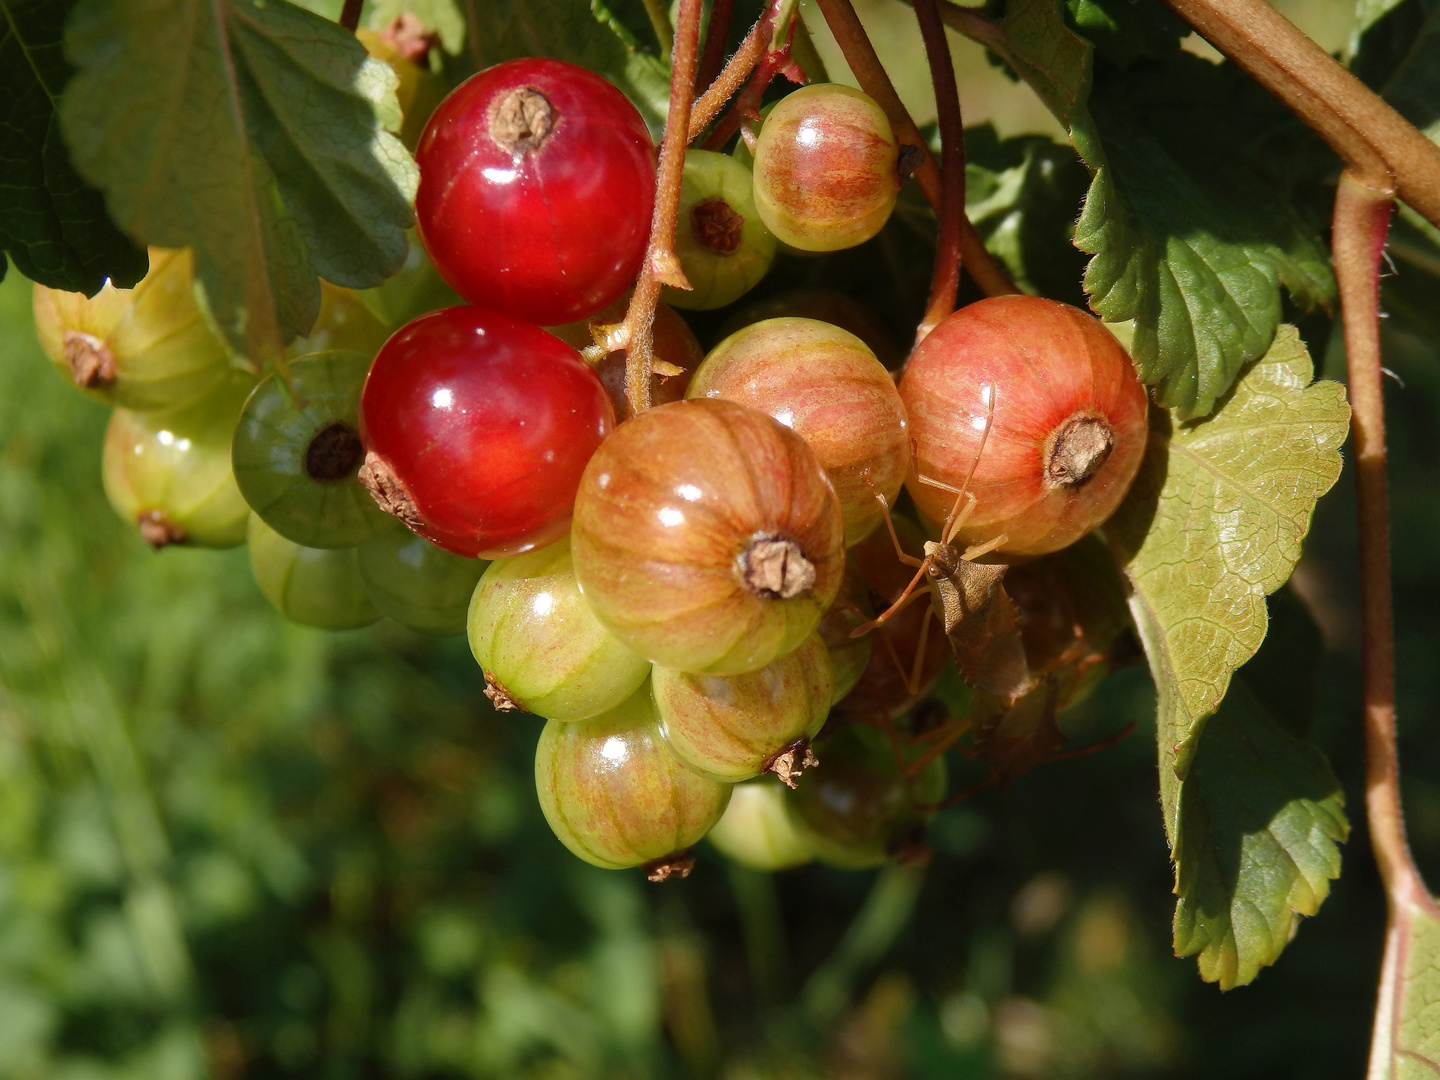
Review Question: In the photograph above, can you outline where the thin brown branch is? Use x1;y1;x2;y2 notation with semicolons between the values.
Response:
605;0;704;416
695;0;737;93
688;0;794;145
811;0;1019;299
913;0;964;343
1158;0;1440;227
339;0;362;33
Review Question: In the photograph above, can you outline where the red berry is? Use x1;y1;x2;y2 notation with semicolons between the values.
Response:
414;58;657;325
359;306;615;559
900;296;1149;556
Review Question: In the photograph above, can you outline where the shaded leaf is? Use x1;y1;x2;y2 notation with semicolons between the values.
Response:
1064;0;1184;68
367;0;466;55
0;0;146;294
1373;0;1440;139
1241;587;1324;739
463;0;672;129
1106;325;1349;778
59;0;417;363
1170;677;1347;990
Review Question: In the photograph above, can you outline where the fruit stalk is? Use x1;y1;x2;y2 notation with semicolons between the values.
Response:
810;0;1018;299
338;0;361;33
1332;173;1440;1071
694;0;738;96
912;0;964;345
608;0;704;415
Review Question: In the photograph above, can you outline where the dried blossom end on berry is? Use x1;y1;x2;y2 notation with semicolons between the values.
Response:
490;87;554;153
63;330;116;388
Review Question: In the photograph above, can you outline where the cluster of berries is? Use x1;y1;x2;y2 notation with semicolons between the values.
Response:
31;54;1148;879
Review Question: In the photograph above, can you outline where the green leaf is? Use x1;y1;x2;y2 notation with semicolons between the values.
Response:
1170;677;1348;990
1075;55;1336;418
58;0;418;362
0;0;147;294
964;127;1090;306
1063;0;1185;69
1375;896;1440;1078
366;0;466;55
461;0;672;129
1106;325;1349;778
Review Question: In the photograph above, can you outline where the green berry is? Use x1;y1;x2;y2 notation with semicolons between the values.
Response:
661;150;775;312
817;558;873;705
535;688;732;879
358;528;487;636
232;350;395;549
33;248;239;415
468;537;650;721
786;722;946;869
247;515;379;630
651;632;832;785
706;778;814;871
102;375;254;549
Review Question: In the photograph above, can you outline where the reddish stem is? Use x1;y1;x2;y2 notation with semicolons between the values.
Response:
695;0;737;94
913;0;964;343
606;0;704;415
811;0;1017;299
339;0;362;33
700;35;798;152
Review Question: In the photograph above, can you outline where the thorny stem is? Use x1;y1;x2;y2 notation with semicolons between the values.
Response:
694;0;737;95
913;0;965;343
338;0;362;33
607;0;704;416
811;0;1018;300
1156;0;1440;226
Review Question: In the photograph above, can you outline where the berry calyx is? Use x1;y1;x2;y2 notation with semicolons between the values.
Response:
534;688;732;876
570;398;845;675
661;150;776;312
688;317;909;546
752;84;900;253
359;307;614;558
900;296;1149;556
414;58;657;324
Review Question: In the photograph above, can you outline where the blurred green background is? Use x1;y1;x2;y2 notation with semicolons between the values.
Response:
4;0;1440;1069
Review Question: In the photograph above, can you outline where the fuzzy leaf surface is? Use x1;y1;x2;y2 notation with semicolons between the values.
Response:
0;0;146;294
1170;644;1347;989
1106;325;1349;778
463;0;671;129
58;0;417;362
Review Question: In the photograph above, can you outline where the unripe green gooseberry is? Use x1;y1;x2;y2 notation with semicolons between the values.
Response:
706;778;814;871
786;722;946;869
753;84;900;252
817;558;872;705
468;537;650;721
535;688;732;879
688;317;909;546
102;375;255;549
33;248;238;414
660;150;775;311
652;632;832;785
232;350;396;548
358;528;487;636
247;515;379;630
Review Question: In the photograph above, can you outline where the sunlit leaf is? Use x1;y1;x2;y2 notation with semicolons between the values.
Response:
1106;325;1349;777
58;0;418;364
0;0;147;294
1373;896;1440;1078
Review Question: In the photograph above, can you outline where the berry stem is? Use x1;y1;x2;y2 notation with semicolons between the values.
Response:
1331;173;1440;1064
913;0;965;344
609;0;704;416
694;0;736;94
811;0;1018;299
688;0;796;145
338;0;361;33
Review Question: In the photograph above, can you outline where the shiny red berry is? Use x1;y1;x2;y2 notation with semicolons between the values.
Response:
359;306;615;559
414;58;657;325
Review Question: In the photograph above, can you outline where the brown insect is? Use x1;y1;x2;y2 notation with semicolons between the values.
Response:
852;385;1032;703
